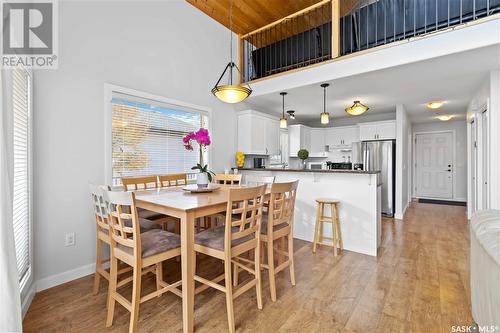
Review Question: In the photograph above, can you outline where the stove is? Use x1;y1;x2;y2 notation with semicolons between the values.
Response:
326;162;352;170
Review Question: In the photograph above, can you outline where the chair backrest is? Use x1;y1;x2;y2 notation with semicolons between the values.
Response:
102;190;141;259
267;181;299;232
121;175;158;191
89;183;111;234
159;173;187;187
224;185;266;251
215;173;242;185
244;175;275;188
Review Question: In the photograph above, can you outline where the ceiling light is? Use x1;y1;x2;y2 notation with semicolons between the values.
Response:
427;101;445;109
437;115;453;121
345;101;369;116
280;92;288;128
286;110;296;120
211;0;252;103
320;83;330;124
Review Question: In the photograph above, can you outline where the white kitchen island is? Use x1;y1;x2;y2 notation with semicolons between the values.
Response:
239;168;382;257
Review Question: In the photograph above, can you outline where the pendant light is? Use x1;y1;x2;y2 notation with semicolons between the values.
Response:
320;83;330;124
211;0;252;103
286;110;296;119
280;92;288;128
345;101;369;116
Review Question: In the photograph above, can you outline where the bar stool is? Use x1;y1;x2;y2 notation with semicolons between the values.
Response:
313;198;343;256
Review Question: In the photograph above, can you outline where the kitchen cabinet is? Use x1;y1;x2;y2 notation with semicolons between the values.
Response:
359;120;396;141
325;126;359;147
237;110;280;155
310;129;326;154
289;124;311;157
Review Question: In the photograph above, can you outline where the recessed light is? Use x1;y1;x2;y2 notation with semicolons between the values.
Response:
427;101;445;109
437;115;453;121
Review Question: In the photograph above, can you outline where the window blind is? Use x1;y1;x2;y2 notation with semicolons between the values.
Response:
12;67;31;283
111;96;207;185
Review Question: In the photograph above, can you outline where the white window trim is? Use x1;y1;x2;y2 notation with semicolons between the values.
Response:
103;83;213;186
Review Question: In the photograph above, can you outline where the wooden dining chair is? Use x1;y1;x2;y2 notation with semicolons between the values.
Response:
89;183;160;295
243;175;275;188
158;173;187;187
121;175;159;190
103;190;182;333
214;173;242;185
258;180;299;302
193;185;266;333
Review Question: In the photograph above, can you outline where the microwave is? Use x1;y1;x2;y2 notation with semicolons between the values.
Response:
307;162;325;170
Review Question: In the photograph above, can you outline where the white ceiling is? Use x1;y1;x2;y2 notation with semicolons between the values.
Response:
244;45;500;126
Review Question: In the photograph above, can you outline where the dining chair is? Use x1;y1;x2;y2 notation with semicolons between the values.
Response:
103;190;182;333
89;183;160;295
243;175;275;187
214;173;242;185
258;180;299;302
193;185;266;333
121;175;158;190
158;173;187;187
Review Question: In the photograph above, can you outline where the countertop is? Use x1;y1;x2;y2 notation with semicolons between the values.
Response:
238;168;381;174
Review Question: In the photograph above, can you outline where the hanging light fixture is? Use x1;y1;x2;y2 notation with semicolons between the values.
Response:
320;83;330;124
286;110;296;120
211;0;252;103
345;100;369;116
280;92;288;128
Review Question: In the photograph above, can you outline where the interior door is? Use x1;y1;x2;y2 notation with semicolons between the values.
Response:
481;110;489;209
415;132;453;199
471;120;477;213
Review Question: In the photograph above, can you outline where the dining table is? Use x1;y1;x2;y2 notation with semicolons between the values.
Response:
134;184;268;333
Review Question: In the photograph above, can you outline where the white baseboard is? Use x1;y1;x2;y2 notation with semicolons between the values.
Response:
36;263;95;292
21;282;36;318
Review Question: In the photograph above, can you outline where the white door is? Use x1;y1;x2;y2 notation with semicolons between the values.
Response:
415;132;453;199
471;120;478;213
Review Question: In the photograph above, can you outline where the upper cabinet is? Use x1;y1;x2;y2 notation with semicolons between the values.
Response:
325;126;359;147
237;110;280;155
310;129;327;157
289;125;311;157
359;120;396;141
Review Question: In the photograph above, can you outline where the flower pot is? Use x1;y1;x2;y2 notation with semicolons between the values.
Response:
196;173;209;188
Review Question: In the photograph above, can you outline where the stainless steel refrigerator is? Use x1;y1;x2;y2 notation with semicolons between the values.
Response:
352;140;396;217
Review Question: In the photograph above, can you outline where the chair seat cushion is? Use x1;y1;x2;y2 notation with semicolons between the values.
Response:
124;217;162;233
195;226;254;250
138;208;165;221
260;215;288;235
120;229;181;258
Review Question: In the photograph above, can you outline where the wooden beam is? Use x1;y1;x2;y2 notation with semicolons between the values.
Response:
331;0;340;58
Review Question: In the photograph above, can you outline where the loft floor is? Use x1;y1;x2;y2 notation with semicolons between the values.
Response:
23;202;472;332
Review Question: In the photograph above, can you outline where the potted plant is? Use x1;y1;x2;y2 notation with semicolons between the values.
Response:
183;128;214;187
297;149;309;169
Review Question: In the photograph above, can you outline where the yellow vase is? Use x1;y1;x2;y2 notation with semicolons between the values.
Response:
235;151;245;168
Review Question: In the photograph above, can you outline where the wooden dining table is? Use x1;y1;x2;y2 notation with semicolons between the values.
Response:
134;185;268;333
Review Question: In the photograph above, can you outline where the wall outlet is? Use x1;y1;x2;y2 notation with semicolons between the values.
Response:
65;232;76;247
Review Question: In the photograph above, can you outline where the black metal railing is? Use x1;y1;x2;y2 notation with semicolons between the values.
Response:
241;0;500;82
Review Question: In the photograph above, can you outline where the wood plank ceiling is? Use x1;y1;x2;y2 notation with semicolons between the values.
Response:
186;0;359;36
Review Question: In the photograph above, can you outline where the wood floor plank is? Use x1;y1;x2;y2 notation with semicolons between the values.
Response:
23;202;473;333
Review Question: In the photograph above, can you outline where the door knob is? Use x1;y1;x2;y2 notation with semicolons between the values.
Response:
446;169;452;172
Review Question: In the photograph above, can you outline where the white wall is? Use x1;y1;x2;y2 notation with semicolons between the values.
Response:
395;105;411;219
33;0;237;288
412;120;468;201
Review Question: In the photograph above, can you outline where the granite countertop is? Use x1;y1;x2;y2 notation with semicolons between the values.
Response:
238;168;381;174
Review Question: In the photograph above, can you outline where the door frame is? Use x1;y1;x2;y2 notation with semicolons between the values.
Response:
412;129;457;200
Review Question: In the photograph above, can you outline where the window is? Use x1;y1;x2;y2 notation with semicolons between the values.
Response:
110;92;209;185
12;67;32;286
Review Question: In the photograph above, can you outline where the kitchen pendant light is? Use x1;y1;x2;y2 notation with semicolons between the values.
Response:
345;100;369;116
211;0;252;104
320;83;330;124
280;92;288;128
286;110;296;119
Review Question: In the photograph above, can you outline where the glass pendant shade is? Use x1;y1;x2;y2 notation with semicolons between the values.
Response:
346;101;369;116
280;117;288;128
320;112;329;124
211;84;251;104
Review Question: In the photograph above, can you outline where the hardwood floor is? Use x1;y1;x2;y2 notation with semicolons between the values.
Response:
23;202;474;332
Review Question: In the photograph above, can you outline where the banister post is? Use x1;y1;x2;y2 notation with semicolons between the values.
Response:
238;34;244;83
331;0;340;58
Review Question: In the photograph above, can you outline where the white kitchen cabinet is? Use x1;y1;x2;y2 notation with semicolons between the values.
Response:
237;110;280;155
325;126;359;147
359;120;396;141
289;124;311;157
310;129;326;154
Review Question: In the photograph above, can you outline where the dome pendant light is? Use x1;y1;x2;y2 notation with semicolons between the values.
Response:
280;92;288;128
345;100;369;116
211;0;252;104
320;83;330;124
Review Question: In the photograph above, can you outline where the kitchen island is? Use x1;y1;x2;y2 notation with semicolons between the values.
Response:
239;168;382;257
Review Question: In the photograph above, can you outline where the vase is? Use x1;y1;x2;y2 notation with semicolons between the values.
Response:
301;160;307;169
196;172;209;188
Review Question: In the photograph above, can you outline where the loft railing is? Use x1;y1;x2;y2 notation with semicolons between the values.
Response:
239;0;500;82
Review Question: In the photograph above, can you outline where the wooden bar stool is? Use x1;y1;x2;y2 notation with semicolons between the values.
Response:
313;198;343;256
